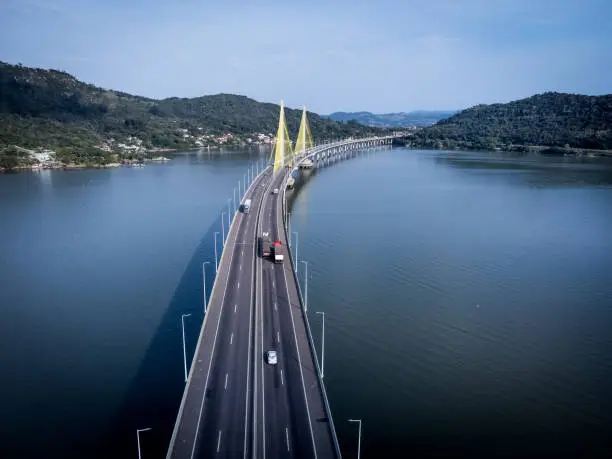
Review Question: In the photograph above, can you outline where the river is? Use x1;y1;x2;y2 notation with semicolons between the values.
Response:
1;147;611;458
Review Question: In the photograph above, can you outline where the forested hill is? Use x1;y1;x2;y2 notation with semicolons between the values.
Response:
0;61;383;151
411;92;612;151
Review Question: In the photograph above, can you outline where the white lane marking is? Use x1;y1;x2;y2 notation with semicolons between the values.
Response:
217;430;222;453
274;302;277;311
242;250;244;256
280;369;284;386
234;304;237;314
285;427;290;451
237;282;240;289
230;333;234;345
272;280;275;288
240;263;243;270
248;173;267;459
225;373;228;390
277;331;280;343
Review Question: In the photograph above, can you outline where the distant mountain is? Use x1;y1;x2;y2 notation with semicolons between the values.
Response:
324;110;456;127
410;92;612;152
0;61;385;167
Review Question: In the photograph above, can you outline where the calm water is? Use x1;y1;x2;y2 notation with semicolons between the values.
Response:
288;148;612;458
1;147;611;458
0;150;265;458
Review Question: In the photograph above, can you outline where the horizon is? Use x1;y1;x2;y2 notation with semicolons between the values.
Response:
1;0;611;113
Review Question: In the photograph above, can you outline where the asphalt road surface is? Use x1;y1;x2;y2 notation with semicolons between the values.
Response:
254;170;338;459
167;166;338;459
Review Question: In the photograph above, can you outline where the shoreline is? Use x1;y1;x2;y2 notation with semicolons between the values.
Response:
0;144;274;174
1;145;273;173
393;139;612;158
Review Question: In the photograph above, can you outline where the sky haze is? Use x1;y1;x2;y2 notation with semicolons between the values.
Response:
1;0;610;114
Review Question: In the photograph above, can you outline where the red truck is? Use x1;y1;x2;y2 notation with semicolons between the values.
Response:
270;241;284;263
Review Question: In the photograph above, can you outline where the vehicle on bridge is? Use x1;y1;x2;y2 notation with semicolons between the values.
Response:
271;241;284;263
272;188;279;194
259;232;271;258
240;198;252;214
266;350;277;365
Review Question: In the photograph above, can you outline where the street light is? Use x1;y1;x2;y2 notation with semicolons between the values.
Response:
238;180;242;199
136;428;152;459
348;419;362;459
243;173;247;193
227;199;232;228
233;188;237;214
292;232;298;269
221;212;226;246
287;212;292;246
202;262;210;314
181;313;192;382
214;232;219;272
315;311;325;378
301;260;308;312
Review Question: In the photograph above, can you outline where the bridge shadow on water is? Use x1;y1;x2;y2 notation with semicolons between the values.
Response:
97;211;225;459
95;150;380;459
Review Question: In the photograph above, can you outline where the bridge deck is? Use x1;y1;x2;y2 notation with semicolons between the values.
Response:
167;137;395;458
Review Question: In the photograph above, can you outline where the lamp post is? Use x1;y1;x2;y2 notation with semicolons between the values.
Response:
214;232;219;272
287;212;292;246
221;212;226;246
348;419;362;459
238;180;241;199
202;262;210;314
136;428;152;459
243;173;247;193
293;232;298;269
227;199;232;228
181;313;191;382
233;188;237;214
301;260;308;312
315;311;325;378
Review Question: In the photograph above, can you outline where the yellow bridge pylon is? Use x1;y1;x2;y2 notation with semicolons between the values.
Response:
293;106;314;164
271;100;294;173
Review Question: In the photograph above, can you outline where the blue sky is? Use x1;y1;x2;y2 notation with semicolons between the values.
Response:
1;0;611;113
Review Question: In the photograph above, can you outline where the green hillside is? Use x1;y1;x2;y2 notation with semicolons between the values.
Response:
0;61;384;167
410;92;612;152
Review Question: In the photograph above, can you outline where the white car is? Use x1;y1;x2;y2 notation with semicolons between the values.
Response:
273;188;279;194
266;350;278;365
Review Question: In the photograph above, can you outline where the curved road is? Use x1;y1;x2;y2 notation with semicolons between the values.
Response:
167;165;339;459
167;168;271;459
254;170;338;459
